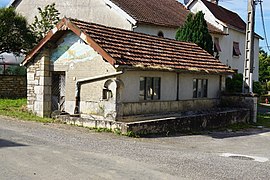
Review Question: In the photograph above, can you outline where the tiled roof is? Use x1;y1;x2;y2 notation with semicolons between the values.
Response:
201;0;246;31
23;18;233;74
110;0;224;35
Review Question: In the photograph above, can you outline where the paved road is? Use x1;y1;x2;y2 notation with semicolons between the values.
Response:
1;116;270;180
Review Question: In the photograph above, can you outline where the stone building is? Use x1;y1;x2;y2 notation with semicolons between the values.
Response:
22;18;233;119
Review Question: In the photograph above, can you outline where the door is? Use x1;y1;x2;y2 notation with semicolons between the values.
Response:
51;72;66;112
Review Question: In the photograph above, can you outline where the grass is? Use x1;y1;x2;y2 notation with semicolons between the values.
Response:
257;113;270;128
0;98;53;123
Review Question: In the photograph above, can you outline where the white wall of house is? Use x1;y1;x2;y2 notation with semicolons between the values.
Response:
188;0;260;81
118;70;222;103
133;24;178;39
188;0;224;31
14;0;132;30
50;32;117;117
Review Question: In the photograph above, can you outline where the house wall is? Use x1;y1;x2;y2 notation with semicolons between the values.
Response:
189;1;260;81
51;32;117;119
118;70;221;102
189;1;224;31
14;0;132;30
212;29;259;81
117;70;224;118
134;24;178;39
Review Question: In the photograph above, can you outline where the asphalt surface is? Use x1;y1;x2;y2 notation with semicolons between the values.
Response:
1;116;270;180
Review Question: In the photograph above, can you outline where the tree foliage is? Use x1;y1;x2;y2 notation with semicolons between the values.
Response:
176;11;213;55
0;8;36;55
30;3;60;42
225;73;243;93
259;48;270;83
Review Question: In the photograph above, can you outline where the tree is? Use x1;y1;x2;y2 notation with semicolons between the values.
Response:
259;48;270;84
30;3;60;42
176;11;214;55
0;8;36;55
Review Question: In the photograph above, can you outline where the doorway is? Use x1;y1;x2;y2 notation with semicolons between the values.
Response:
51;72;66;112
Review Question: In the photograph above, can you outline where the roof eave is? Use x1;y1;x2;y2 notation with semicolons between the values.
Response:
117;64;234;75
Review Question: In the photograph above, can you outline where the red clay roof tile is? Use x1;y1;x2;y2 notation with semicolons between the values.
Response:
70;18;233;74
201;0;246;32
110;0;224;35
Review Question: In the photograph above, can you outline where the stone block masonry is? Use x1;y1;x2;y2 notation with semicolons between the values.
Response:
0;75;26;98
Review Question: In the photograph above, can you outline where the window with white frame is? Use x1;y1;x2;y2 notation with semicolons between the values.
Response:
233;41;241;56
193;79;208;98
139;77;161;100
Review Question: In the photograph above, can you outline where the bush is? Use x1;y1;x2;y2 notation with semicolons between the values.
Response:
253;81;264;95
225;73;243;93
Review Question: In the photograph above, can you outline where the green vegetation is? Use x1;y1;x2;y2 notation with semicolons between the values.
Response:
0;8;36;55
30;3;60;43
176;11;213;55
0;98;53;123
225;73;243;93
257;113;270;128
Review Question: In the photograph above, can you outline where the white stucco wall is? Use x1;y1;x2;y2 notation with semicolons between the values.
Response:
188;0;260;81
50;32;116;116
133;24;178;39
14;0;132;30
118;70;221;103
188;0;224;31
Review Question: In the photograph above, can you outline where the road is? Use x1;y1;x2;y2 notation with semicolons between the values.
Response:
0;116;270;180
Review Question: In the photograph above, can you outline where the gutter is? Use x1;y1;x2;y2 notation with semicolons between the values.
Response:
74;71;123;114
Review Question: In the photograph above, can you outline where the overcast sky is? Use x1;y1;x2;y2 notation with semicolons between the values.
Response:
0;0;269;53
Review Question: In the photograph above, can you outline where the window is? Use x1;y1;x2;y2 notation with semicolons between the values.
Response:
140;77;161;100
157;31;164;38
193;79;208;98
233;42;241;56
214;37;221;52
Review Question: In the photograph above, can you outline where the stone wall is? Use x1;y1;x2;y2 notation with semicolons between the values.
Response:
123;108;250;135
26;50;52;117
0;75;26;98
220;95;258;123
117;98;220;119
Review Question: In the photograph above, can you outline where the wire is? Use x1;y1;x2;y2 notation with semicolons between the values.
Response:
259;0;270;52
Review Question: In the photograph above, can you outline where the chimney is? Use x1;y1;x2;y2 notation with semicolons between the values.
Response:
210;0;219;4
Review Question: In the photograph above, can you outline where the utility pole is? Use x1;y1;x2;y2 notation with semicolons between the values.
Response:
243;0;262;93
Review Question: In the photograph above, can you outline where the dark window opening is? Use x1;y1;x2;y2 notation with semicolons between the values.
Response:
157;31;164;38
233;42;241;56
140;77;161;100
103;88;112;100
214;37;221;52
193;79;208;98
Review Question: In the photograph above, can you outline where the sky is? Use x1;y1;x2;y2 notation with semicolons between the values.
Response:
0;0;269;53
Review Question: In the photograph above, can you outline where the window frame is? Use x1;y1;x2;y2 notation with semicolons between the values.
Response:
193;79;208;98
139;77;161;101
233;41;241;56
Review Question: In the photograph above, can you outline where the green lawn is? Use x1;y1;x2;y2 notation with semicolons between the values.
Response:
0;98;53;123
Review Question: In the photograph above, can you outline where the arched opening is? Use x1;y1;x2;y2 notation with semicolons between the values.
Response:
157;31;164;38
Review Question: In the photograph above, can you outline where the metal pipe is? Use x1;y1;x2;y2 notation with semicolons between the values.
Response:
74;71;123;114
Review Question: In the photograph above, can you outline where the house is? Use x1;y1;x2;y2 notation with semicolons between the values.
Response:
22;17;233;120
11;0;260;82
10;0;223;39
185;0;262;81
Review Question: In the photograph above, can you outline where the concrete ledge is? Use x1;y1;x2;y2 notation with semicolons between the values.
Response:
123;108;250;135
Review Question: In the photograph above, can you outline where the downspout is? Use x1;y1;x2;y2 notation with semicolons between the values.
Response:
176;73;180;101
74;71;123;114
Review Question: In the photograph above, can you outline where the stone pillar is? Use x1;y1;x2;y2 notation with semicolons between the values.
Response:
27;49;52;117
